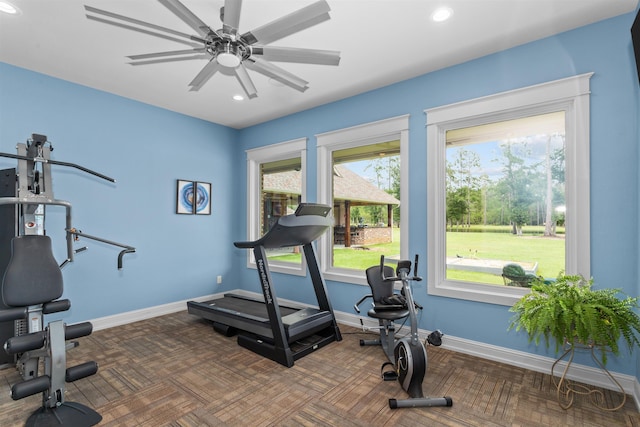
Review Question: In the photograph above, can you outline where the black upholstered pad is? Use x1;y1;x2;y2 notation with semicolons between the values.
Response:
2;235;63;307
365;265;396;303
365;265;410;320
367;307;410;320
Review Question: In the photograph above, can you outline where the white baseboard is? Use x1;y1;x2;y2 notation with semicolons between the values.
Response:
89;291;640;410
90;293;223;331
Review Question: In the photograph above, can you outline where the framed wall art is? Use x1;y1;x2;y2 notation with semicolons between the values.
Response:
176;180;211;215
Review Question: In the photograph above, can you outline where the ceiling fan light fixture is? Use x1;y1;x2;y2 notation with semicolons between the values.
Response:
216;52;241;68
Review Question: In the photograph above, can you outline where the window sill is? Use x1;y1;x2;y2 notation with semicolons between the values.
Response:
427;279;529;306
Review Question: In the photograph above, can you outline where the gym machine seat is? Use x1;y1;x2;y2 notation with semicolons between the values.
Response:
356;265;410;351
0;235;101;426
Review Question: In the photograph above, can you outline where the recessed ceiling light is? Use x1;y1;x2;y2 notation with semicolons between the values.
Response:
0;1;19;14
233;94;244;101
431;7;453;23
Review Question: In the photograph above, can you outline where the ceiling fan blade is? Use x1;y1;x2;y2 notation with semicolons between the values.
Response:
84;5;204;45
188;60;221;91
159;0;212;38
234;63;257;99
86;15;202;48
245;57;308;92
127;48;206;61
241;0;331;45
253;46;340;66
222;0;243;35
129;55;209;66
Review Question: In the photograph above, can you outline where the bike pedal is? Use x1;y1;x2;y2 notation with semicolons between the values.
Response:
382;371;398;381
380;362;398;381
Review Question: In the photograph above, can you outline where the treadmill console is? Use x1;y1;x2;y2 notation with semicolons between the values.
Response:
234;203;332;249
294;203;331;217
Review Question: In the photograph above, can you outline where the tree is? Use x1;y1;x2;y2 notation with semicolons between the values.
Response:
365;155;400;225
499;140;537;235
446;148;483;228
364;205;384;225
350;207;362;224
447;188;468;231
543;135;554;236
366;156;399;191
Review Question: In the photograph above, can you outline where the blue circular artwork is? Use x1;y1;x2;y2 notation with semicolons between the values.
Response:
180;182;209;213
194;182;209;213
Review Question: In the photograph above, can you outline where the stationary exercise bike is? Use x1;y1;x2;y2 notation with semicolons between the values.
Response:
355;255;452;409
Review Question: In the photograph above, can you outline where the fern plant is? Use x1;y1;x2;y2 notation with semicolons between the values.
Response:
508;275;640;365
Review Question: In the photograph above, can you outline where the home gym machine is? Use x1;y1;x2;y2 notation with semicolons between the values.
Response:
187;203;341;368
355;255;452;409
0;134;136;426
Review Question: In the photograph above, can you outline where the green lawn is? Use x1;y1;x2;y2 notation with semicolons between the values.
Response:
269;226;565;286
269;229;400;268
446;229;565;284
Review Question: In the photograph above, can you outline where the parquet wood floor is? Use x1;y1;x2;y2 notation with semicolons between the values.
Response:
1;311;639;426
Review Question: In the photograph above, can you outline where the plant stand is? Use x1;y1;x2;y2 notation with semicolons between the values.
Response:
551;341;626;411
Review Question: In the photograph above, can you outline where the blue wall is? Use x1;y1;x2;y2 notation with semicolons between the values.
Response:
0;63;239;321
0;10;638;376
237;12;640;375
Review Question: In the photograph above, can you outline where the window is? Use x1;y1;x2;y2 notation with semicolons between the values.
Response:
445;112;566;284
246;138;306;275
426;74;592;305
317;115;409;285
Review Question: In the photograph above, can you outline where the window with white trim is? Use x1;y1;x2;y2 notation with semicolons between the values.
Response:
246;138;306;275
426;74;592;305
317;116;409;286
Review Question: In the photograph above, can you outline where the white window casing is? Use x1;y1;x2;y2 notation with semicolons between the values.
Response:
246;138;307;276
316;115;409;285
425;73;592;305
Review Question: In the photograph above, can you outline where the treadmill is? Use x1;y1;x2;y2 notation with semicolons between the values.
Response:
187;203;342;367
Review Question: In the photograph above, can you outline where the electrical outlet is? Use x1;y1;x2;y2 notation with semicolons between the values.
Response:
217;275;222;284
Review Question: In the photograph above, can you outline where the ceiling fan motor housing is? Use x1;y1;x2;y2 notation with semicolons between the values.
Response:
209;37;249;68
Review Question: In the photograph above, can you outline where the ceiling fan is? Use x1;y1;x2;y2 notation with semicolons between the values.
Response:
84;0;341;99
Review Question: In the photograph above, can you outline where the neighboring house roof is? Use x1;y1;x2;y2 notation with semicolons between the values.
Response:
262;164;400;205
333;165;399;205
262;170;301;195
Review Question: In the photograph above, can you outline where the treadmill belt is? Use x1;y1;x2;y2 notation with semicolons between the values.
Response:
210;297;298;320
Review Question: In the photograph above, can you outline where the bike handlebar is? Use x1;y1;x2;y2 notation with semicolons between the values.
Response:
379;254;422;283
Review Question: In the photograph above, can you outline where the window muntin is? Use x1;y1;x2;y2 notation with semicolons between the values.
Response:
445;112;566;286
426;74;592;305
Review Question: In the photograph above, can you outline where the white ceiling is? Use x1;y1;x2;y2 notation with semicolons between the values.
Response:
1;0;638;129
